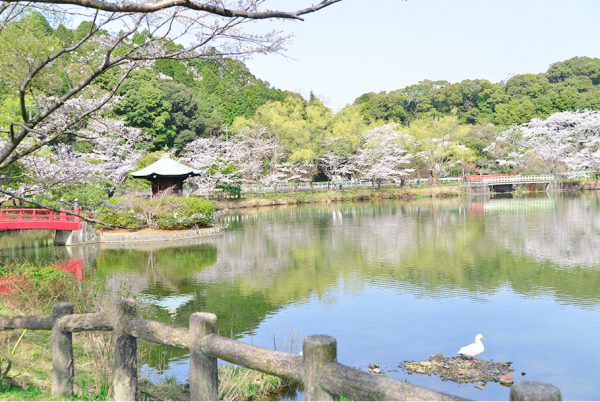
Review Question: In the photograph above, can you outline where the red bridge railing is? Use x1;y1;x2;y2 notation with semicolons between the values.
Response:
0;208;82;231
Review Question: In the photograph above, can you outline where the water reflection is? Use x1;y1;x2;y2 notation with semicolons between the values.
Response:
3;196;600;314
2;195;600;399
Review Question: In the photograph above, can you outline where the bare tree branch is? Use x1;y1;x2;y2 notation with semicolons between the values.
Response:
1;0;341;20
2;64;137;166
18;9;102;124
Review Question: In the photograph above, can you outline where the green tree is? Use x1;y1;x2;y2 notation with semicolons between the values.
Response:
233;94;332;164
162;81;205;150
114;77;175;150
494;97;537;126
403;115;472;179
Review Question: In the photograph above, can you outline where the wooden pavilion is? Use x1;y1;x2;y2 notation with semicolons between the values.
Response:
130;154;201;196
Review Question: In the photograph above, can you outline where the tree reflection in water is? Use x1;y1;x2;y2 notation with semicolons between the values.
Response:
3;196;600;380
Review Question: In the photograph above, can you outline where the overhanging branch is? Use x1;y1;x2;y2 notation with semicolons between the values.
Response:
0;0;341;19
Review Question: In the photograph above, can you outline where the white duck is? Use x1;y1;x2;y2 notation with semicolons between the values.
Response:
457;333;485;360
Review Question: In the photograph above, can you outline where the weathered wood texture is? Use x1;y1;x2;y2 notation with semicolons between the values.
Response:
321;362;463;401
57;313;112;332
0;315;53;329
112;299;138;401
303;335;337;401
189;313;218;401
125;318;188;348
51;302;74;398
202;334;304;381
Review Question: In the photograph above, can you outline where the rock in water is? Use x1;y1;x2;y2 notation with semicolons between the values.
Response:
499;373;514;385
400;356;514;384
368;363;383;374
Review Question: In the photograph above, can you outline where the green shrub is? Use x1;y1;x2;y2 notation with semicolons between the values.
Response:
97;205;144;229
97;195;216;230
155;196;216;230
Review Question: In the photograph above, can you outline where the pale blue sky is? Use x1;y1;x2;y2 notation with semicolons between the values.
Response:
246;0;600;110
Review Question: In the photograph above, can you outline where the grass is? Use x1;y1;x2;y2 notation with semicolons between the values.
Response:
215;185;463;210
0;384;49;401
218;365;298;401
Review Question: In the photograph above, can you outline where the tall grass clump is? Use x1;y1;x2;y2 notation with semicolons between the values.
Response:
0;262;80;313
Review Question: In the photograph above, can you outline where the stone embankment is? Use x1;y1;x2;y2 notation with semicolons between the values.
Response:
100;225;224;244
559;180;600;191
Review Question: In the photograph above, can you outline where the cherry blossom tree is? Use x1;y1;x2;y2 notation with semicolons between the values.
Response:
319;151;352;185
1;116;144;204
486;110;600;173
348;125;414;188
182;125;285;195
180;137;239;196
275;161;316;191
234;126;285;188
0;0;342;172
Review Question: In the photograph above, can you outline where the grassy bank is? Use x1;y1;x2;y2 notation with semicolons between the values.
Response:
0;263;297;401
215;185;463;210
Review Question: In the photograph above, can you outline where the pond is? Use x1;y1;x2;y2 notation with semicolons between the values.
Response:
2;194;600;400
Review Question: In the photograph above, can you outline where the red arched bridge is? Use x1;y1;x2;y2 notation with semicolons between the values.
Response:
0;208;82;231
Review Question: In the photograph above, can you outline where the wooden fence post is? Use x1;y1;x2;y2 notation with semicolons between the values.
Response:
189;312;218;401
510;381;562;401
112;299;138;401
303;335;337;401
51;302;74;398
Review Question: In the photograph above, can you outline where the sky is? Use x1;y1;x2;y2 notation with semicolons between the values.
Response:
245;0;600;110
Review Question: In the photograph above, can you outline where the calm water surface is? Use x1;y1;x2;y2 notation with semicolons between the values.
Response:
2;194;600;400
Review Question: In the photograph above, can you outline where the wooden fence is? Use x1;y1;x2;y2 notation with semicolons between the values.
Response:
0;299;562;401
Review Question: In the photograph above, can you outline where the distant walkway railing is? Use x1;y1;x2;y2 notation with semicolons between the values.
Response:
0;299;561;401
241;178;460;194
465;175;555;187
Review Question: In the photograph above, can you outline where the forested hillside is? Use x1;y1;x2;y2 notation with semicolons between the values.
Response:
2;11;600;210
353;57;600;126
0;12;288;152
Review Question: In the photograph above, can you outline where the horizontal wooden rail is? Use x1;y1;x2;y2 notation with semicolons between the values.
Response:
124;318;188;349
57;313;112;332
0;300;562;401
0;315;54;330
322;361;461;401
0;209;81;222
202;333;304;381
